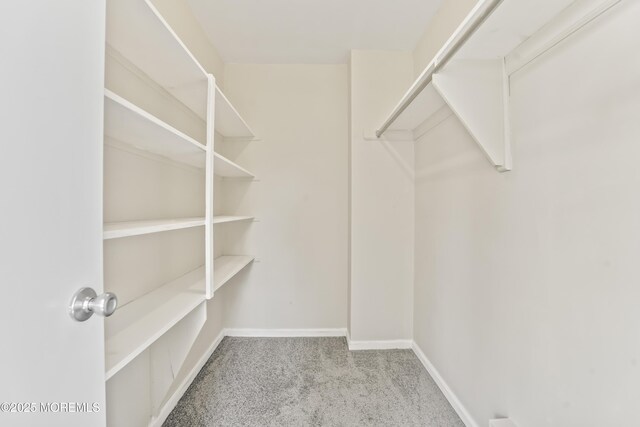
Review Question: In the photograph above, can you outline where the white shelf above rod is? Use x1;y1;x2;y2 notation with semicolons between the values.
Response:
375;0;502;139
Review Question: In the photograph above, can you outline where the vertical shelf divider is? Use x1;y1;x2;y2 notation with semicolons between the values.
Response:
205;74;216;299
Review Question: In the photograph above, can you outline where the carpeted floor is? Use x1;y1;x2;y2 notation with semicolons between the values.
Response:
163;337;464;427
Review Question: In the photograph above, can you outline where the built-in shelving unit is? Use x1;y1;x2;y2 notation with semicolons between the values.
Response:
103;0;259;423
105;267;206;380
103;0;254;421
375;0;595;172
104;218;206;240
213;256;255;292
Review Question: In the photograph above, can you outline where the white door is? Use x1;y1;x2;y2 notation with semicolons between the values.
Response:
0;1;107;426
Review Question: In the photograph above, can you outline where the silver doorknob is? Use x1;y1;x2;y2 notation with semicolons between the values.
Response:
69;287;118;322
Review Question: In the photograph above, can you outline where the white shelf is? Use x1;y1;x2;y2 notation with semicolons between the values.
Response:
104;218;205;240
106;0;209;119
214;153;255;178
104;90;206;168
105;267;206;380
382;0;577;134
375;0;583;173
215;86;255;138
213;216;254;225
214;256;254;292
454;0;576;61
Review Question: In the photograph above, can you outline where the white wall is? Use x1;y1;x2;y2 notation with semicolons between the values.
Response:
219;63;349;330
412;0;478;77
349;50;415;342
413;2;640;426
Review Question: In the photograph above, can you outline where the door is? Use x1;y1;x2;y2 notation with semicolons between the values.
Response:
0;1;107;426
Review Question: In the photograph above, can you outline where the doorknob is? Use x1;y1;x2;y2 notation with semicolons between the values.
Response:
69;287;118;322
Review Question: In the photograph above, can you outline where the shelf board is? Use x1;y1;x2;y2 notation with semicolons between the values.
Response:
215;86;255;138
106;0;209;119
381;0;576;134
104;90;206;168
105;266;206;380
455;0;576;61
214;256;254;292
104;217;205;240
214;153;254;178
213;216;254;225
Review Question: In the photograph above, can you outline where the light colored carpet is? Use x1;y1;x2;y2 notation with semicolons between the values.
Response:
163;337;464;426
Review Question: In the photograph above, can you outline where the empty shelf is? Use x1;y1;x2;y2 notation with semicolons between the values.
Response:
104;90;206;168
380;0;577;134
105;266;206;380
106;0;209;118
214;153;254;178
454;0;576;61
213;216;254;225
104;218;205;240
215;86;255;138
214;256;254;292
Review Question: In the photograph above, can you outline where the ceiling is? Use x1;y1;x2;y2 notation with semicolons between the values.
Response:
186;0;444;64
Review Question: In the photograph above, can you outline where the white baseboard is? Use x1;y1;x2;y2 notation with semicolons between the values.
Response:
224;328;347;337
346;330;413;350
149;329;226;427
347;339;413;350
489;419;517;427
411;341;479;427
